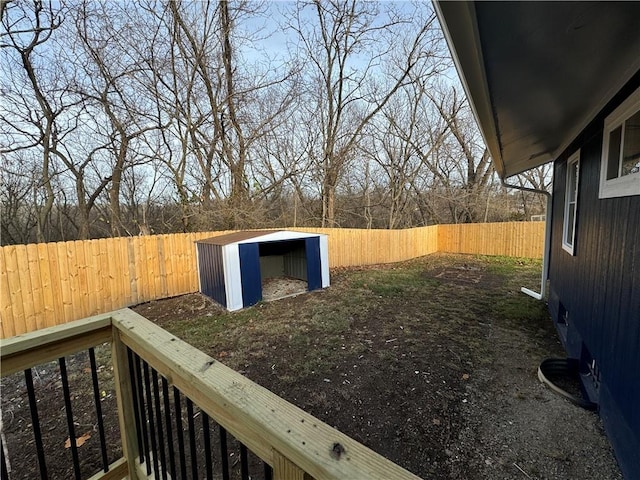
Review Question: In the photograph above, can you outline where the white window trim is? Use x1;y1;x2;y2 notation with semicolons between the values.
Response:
599;86;640;199
562;150;580;255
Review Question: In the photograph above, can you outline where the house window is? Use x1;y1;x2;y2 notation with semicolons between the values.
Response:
562;151;580;255
599;86;640;198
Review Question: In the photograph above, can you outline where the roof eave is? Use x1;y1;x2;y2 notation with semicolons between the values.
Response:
434;1;505;178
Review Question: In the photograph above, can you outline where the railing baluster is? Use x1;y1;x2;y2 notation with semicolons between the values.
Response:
240;443;249;480
134;353;152;474
88;347;109;472
186;398;198;479
220;426;230;480
1;437;9;480
24;368;47;478
264;461;273;480
173;387;188;480
162;377;177;479
127;348;145;464
152;369;168;480
59;357;82;480
143;361;161;480
202;412;213;480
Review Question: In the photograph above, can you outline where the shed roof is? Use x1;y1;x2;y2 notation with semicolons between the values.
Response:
197;230;281;246
435;1;640;178
196;230;325;246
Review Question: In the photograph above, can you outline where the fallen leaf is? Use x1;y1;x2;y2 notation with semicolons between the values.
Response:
462;373;470;380
64;432;91;449
432;418;441;425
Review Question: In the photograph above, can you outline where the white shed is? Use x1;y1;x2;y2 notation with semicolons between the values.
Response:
195;230;330;311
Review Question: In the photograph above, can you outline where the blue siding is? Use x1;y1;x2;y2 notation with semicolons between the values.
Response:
197;243;226;308
548;75;640;479
239;243;262;307
305;237;322;291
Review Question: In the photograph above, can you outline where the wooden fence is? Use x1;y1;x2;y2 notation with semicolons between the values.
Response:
0;223;542;338
438;222;545;258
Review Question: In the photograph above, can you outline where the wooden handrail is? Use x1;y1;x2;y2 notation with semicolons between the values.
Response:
0;312;113;376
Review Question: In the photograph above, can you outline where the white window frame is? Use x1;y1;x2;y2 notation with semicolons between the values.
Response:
562;150;580;255
599;86;640;199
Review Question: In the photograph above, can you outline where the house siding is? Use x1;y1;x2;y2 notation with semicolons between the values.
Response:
549;82;640;479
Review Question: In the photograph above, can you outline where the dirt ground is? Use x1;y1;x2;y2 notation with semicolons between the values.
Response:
1;254;621;479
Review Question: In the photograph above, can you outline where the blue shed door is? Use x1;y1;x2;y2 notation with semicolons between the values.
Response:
305;237;322;291
238;243;262;307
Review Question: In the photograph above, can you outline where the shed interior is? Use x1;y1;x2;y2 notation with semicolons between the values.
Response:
258;240;309;300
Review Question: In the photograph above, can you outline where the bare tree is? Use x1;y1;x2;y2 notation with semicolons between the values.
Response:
1;0;65;242
288;0;437;227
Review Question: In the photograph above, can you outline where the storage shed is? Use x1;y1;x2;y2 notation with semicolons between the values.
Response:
196;230;330;311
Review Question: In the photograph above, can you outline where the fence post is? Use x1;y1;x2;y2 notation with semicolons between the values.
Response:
273;450;307;480
112;328;140;479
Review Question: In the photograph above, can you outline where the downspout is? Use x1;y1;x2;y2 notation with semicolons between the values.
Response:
501;178;552;301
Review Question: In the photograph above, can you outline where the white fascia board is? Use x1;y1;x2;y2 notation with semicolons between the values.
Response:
319;235;330;288
434;1;504;178
235;231;325;244
223;244;244;311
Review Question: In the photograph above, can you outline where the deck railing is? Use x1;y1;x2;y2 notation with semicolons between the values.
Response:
0;309;423;480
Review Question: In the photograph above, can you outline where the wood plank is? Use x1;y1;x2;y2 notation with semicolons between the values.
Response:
74;240;89;319
0;247;15;338
187;233;199;292
0;314;113;376
83;240;97;316
137;237;149;302
99;239;113;312
116;238;132;307
105;238;118;311
4;246;26;335
165;234;177;297
112;329;141;479
273;451;307;480
66;240;81;320
157;236;168;298
86;457;128;480
26;244;45;330
113;309;422;480
57;241;74;324
15;245;36;332
148;236;160;300
46;242;63;324
37;243;55;329
127;238;139;305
